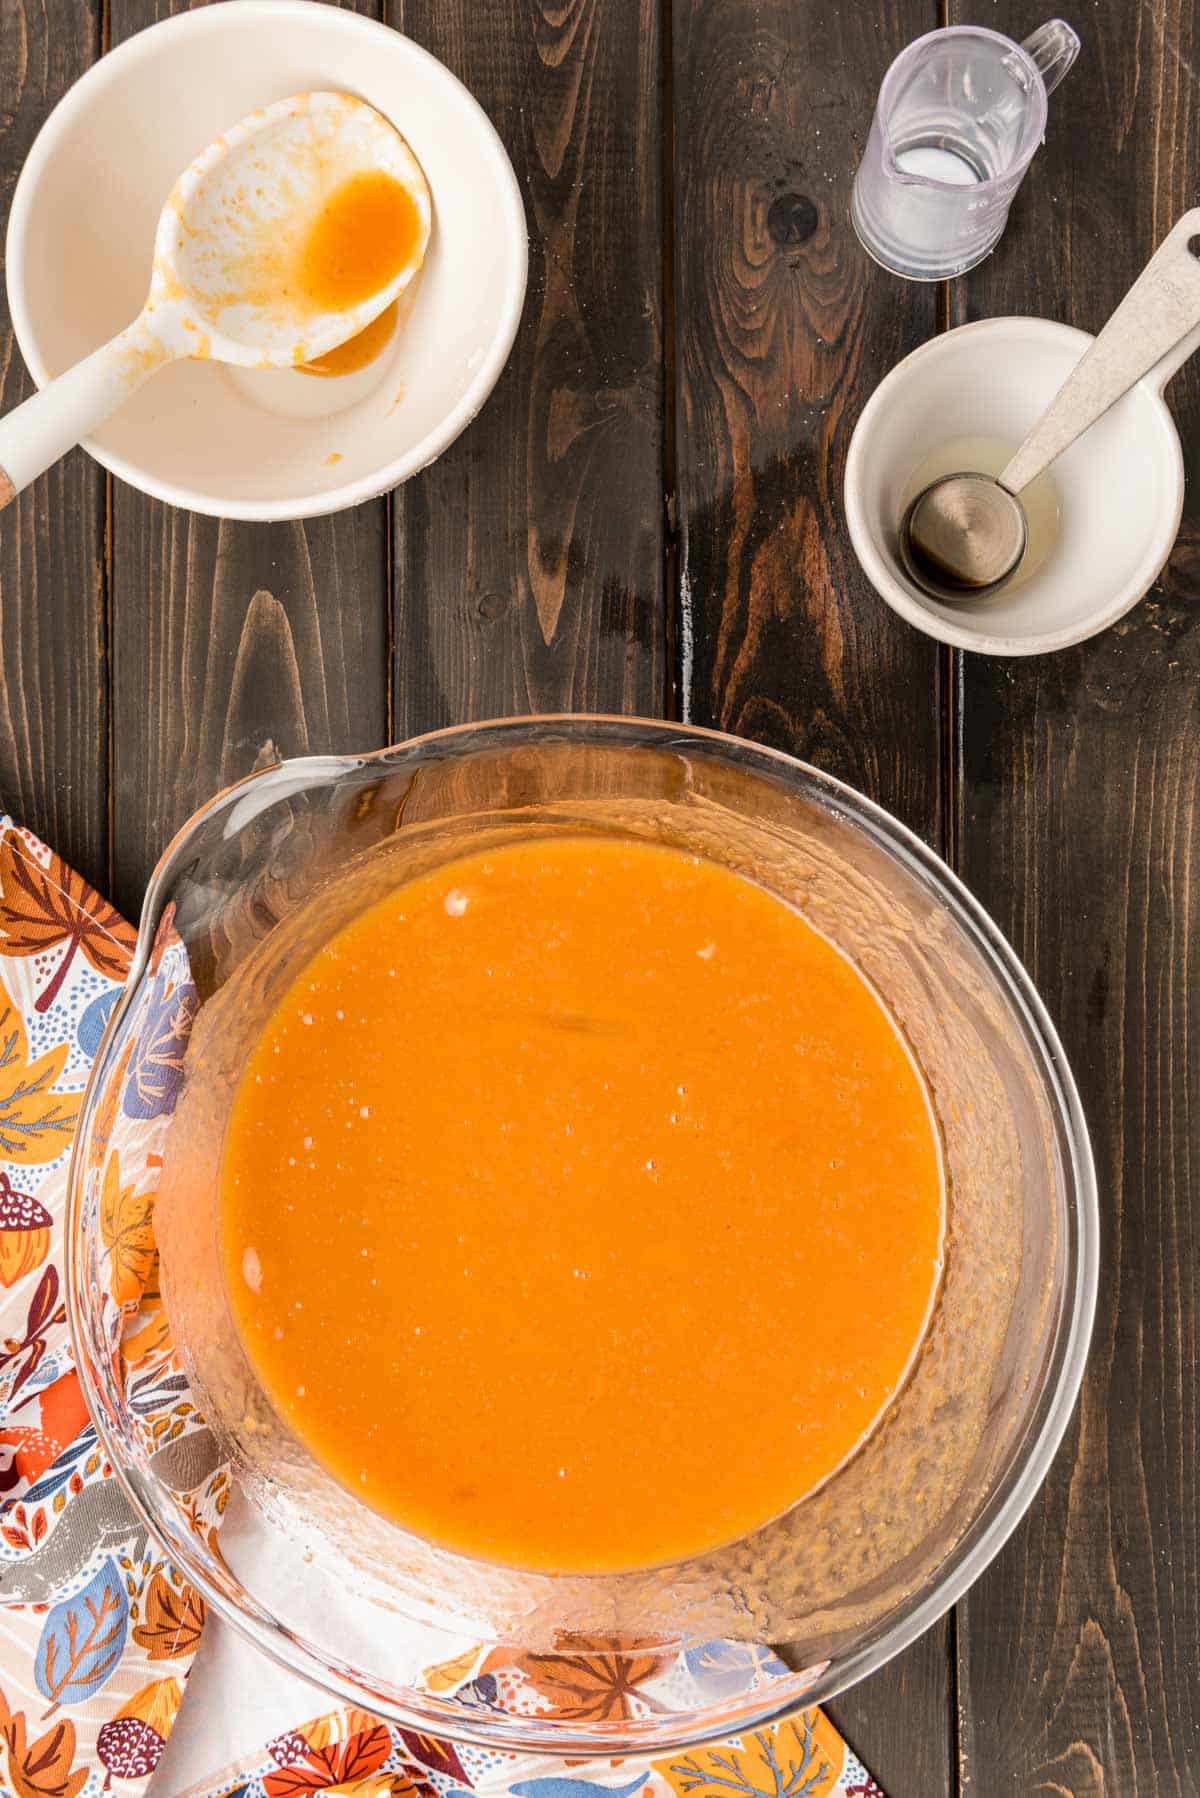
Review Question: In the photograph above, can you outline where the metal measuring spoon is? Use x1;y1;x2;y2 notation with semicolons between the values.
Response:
899;208;1200;603
0;92;431;510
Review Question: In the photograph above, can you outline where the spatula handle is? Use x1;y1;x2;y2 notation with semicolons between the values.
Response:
0;316;170;509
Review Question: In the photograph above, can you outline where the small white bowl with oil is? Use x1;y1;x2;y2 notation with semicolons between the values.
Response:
5;0;527;520
844;316;1191;656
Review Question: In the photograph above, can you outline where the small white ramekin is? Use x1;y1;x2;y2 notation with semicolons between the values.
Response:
845;315;1194;656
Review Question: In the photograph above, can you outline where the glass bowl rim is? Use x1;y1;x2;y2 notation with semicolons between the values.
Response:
65;713;1099;1753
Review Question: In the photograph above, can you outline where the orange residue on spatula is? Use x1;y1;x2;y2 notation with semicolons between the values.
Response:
298;170;422;311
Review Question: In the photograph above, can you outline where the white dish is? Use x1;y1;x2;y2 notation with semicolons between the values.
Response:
844;315;1194;656
5;0;528;520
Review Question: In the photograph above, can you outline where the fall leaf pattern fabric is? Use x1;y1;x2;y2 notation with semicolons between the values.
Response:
0;818;883;1798
0;821;198;1798
0;838;135;1017
173;1688;884;1798
0;981;81;1169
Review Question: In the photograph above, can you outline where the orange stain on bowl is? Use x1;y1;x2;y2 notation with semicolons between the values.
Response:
301;301;398;378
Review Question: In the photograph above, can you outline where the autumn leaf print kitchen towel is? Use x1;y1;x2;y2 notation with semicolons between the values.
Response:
0;819;201;1797
0;814;884;1798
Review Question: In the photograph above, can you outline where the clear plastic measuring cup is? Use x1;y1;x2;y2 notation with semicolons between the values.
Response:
851;21;1080;280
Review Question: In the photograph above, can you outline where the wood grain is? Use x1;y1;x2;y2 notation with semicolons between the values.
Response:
826;1625;957;1798
106;0;390;921
670;0;943;839
387;0;665;732
108;502;389;918
950;3;1200;1791
0;0;106;893
669;2;952;1791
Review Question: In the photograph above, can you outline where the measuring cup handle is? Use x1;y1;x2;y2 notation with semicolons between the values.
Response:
1021;20;1081;96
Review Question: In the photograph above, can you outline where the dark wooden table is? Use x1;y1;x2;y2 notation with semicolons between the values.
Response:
2;0;1198;1791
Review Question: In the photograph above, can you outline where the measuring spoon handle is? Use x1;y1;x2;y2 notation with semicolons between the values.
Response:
1001;209;1200;496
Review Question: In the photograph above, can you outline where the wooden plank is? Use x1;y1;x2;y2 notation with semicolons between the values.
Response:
950;2;1200;1791
670;2;953;1791
107;504;389;919
107;0;390;922
669;0;943;839
0;0;107;893
826;1627;957;1798
388;0;665;731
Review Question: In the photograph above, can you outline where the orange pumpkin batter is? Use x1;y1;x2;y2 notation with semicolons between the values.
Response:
221;837;943;1572
300;300;398;377
298;171;422;312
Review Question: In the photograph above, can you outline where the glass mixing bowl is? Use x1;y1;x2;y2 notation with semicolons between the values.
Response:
66;716;1097;1755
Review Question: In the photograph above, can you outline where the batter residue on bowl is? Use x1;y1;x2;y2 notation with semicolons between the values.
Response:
300;299;399;377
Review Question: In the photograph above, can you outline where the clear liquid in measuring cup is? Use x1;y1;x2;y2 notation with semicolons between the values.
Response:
893;140;987;187
905;437;1061;594
852;22;1079;279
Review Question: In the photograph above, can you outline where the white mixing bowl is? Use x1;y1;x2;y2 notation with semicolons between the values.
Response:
5;0;527;519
